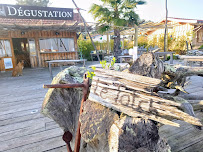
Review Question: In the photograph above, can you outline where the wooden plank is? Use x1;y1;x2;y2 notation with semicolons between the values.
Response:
0;119;57;142
179;139;203;152
0;104;42;121
46;145;67;152
0;112;43;127
159;111;203;151
4;136;66;152
0;100;42;116
0;117;51;134
0;90;46;104
0;128;63;151
168;127;203;152
95;68;161;85
89;71;202;127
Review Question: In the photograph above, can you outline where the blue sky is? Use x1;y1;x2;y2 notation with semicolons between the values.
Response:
0;0;202;22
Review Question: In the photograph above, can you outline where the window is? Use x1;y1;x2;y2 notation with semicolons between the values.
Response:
39;38;75;52
0;40;12;57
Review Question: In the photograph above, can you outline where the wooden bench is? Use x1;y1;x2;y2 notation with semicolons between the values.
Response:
155;52;175;64
118;55;133;63
180;56;203;66
46;59;87;79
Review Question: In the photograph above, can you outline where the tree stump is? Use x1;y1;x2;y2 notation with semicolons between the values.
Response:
42;66;89;149
42;66;172;152
80;100;170;152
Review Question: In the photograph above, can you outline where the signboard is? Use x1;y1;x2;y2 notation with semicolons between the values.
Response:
0;4;73;20
86;69;203;127
4;58;13;69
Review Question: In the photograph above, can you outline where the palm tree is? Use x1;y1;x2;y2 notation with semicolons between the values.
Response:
89;0;145;58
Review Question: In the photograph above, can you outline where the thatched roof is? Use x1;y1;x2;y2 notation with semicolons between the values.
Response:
0;13;91;34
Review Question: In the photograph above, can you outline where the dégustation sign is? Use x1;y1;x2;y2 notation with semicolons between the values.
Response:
0;4;73;20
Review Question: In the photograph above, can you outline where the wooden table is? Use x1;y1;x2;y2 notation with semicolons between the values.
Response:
155;52;175;64
46;59;87;79
180;55;203;66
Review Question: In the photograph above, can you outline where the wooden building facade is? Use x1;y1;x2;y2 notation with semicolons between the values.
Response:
0;4;87;71
192;22;203;48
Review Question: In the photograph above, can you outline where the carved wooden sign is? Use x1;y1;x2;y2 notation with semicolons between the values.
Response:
89;69;202;127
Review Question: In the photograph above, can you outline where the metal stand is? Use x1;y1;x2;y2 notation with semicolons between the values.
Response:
44;73;90;152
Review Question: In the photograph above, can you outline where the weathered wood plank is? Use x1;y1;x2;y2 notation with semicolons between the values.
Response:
0;128;63;152
90;69;202;127
46;145;67;152
0;117;51;134
89;94;180;127
95;68;161;85
0;91;46;104
179;139;203;152
0;107;42;121
4;136;66;152
0;101;42;116
159;111;203;152
0;120;57;142
0;112;43;127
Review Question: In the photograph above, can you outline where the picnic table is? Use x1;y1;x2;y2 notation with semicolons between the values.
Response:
155;52;175;64
180;55;203;66
46;59;87;79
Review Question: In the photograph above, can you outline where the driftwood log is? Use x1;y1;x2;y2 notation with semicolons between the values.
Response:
42;66;88;150
129;52;203;111
42;53;203;151
42;66;172;151
89;69;202;127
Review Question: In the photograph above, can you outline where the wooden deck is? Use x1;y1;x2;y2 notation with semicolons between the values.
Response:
0;67;203;152
0;68;67;152
160;76;203;152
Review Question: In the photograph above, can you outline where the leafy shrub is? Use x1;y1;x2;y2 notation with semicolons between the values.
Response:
78;40;94;61
199;45;203;49
138;36;148;47
166;54;179;60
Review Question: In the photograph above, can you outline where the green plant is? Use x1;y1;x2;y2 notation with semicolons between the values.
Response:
100;60;107;69
78;39;94;61
199;45;203;49
110;57;116;68
87;66;96;79
166;55;178;61
100;57;116;69
89;0;145;57
138;36;148;47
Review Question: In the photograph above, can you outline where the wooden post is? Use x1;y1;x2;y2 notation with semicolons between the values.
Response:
164;0;168;60
72;0;101;62
107;32;110;54
35;37;41;67
122;37;124;49
9;32;16;69
134;24;138;47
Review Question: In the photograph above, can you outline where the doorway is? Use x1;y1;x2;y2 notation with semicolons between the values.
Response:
13;38;31;67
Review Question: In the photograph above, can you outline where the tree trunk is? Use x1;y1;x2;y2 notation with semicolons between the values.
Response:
129;52;164;79
80;100;171;152
114;28;121;59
